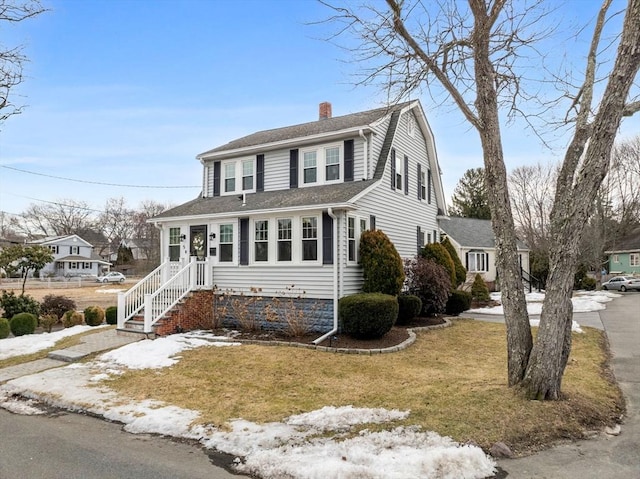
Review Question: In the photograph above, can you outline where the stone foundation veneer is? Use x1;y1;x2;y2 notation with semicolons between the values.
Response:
154;290;333;336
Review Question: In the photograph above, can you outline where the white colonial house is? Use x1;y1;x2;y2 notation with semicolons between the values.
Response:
31;235;111;278
118;101;449;339
440;217;532;291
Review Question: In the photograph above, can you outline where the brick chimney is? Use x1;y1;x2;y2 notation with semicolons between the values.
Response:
319;102;332;120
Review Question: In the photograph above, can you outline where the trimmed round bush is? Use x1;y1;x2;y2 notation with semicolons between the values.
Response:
0;318;10;339
62;310;84;328
83;306;105;326
397;294;422;325
359;230;405;296
39;313;59;333
339;293;398;339
10;312;38;337
446;290;472;316
40;294;77;320
105;306;117;325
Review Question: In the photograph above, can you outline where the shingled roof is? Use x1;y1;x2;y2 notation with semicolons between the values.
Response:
605;226;640;253
199;101;413;157
441;217;529;250
153;180;377;220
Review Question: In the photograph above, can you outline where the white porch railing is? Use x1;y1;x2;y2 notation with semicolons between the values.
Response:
117;257;211;333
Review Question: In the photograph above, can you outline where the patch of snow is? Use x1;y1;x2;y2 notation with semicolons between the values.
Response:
0;325;108;360
95;288;125;294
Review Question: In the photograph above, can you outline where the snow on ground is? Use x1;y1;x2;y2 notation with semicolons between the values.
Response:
0;331;496;479
467;290;621;332
0;325;109;360
95;288;126;294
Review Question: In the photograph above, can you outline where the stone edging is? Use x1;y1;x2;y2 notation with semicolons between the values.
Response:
204;318;453;355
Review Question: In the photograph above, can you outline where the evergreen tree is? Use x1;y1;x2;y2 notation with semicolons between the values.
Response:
450;168;491;219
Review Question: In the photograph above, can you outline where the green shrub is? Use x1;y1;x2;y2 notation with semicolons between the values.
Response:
40;295;77;320
39;313;59;333
83;306;105;326
0;290;40;319
446;290;472;316
441;237;467;287
421;243;456;287
397;294;422;325
105;306;118;325
10;312;38;336
359;230;404;296
339;293;398;339
404;257;451;316
581;276;597;291
471;274;491;302
62;310;84;328
0;318;10;339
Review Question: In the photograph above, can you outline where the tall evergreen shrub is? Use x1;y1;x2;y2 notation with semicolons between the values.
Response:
421;243;456;287
359;230;404;296
441;237;467;287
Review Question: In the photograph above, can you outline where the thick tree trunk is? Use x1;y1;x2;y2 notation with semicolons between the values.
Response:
471;4;533;386
523;0;640;399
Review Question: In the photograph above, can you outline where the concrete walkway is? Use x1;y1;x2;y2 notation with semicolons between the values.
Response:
476;293;640;479
0;329;140;383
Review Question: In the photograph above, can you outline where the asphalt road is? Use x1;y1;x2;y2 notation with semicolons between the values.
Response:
0;408;243;479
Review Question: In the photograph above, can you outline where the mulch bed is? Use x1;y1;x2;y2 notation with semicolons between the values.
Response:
214;316;447;350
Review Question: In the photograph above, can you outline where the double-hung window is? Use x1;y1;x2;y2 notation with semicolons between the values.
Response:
348;217;356;262
254;220;269;262
219;224;234;262
420;169;427;200
395;153;402;190
169;228;181;261
49;245;59;254
301;217;318;261
224;163;236;193
277;218;292;262
303;151;317;184
630;253;640;267
242;160;254;190
325;146;340;181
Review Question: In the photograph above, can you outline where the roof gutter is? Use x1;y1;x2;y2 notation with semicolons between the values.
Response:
313;207;339;345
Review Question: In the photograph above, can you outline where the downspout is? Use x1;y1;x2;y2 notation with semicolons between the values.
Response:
313;207;339;345
359;129;368;180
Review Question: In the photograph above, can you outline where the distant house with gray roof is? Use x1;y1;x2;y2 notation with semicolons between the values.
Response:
440;217;530;286
605;226;640;275
119;101;448;337
30;234;111;278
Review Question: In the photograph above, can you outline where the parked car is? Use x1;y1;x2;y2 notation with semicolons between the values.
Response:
96;272;126;284
601;276;640;292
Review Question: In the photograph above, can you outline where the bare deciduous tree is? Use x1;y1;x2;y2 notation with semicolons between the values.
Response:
324;0;640;399
15;199;97;237
0;0;46;123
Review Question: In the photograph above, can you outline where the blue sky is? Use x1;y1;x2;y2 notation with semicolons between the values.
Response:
0;0;638;218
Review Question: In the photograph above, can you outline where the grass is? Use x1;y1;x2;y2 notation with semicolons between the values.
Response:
103;319;624;454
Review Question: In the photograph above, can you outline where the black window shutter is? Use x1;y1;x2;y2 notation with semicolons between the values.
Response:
256;154;264;192
239;218;249;265
465;252;469;270
390;149;396;190
69;246;72;254
344;139;354;182
427;169;432;204
417;163;422;200
370;215;376;230
213;161;221;197
322;212;333;265
404;155;409;195
417;226;422;255
289;149;298;189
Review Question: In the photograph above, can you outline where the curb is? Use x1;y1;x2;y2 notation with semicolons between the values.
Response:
199;318;453;355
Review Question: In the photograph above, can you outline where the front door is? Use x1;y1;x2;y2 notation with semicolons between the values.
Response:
190;225;207;260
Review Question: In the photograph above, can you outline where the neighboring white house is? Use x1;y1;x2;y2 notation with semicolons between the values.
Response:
120;101;449;335
440;217;531;288
30;235;111;278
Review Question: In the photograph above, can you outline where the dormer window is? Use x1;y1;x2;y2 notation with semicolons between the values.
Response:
325;146;340;181
242;160;254;190
303;151;317;184
224;163;235;193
